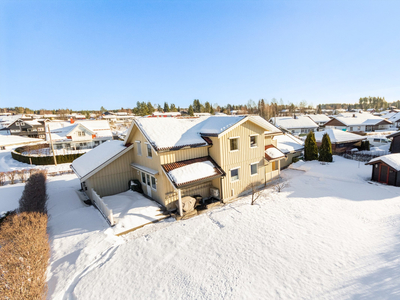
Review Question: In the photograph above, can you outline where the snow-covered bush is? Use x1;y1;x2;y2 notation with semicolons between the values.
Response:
0;212;50;299
6;170;17;184
0;172;5;186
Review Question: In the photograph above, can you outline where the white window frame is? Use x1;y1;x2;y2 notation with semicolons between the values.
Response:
250;162;258;176
136;141;142;156
230;167;240;182
229;136;239;152
250;134;258;148
151;176;157;190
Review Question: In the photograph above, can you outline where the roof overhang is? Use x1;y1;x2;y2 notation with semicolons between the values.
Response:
131;163;159;175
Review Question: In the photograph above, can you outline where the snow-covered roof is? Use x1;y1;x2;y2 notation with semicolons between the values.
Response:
0;135;44;147
367;153;400;171
46;120;112;141
314;129;366;144
265;145;285;161
328;114;390;126
132;115;281;151
71;141;131;179
271;116;319;130
306;114;331;123
162;157;224;187
169;161;217;185
273;133;304;154
387;112;400;123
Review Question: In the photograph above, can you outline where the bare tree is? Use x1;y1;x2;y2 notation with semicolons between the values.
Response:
247;182;264;205
274;181;287;193
17;169;27;183
0;172;5;186
7;171;17;184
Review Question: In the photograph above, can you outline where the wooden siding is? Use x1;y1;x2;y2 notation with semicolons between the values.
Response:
159;147;208;164
219;121;269;198
85;149;136;198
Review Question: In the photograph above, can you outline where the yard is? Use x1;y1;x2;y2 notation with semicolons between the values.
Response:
1;156;400;299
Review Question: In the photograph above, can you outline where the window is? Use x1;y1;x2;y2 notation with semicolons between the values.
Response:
250;135;257;147
38;127;44;131
147;144;152;157
151;176;156;190
136;141;142;156
231;168;239;182
142;172;146;184
230;138;239;151
250;163;258;175
77;131;85;136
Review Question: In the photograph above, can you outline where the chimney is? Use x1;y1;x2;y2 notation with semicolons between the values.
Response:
70;117;75;124
353;114;356;118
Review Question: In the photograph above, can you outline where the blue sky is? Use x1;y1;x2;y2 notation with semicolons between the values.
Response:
1;0;400;110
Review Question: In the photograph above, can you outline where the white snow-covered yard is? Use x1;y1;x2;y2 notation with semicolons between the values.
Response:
2;156;400;299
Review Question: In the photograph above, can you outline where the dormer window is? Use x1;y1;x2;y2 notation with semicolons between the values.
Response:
250;135;258;147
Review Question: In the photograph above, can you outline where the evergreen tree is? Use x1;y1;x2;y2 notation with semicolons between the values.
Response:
318;133;333;162
147;102;155;115
188;105;194;116
204;102;211;113
170;103;178;112
210;106;214;115
157;104;163;112
304;131;318;161
163;102;170;112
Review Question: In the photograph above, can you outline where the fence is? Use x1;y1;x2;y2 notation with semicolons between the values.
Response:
338;151;389;162
12;149;84;165
91;189;116;226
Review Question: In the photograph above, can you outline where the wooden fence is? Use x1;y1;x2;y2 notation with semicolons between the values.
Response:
91;189;116;226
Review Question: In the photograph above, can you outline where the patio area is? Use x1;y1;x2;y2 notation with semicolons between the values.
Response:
102;190;170;235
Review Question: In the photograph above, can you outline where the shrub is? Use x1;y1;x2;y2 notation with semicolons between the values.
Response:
7;170;17;184
19;172;48;214
0;212;50;299
0;172;5;186
304;131;318;161
318;133;333;162
17;169;28;183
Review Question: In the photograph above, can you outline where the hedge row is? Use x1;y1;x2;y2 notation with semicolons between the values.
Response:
12;150;84;165
0;212;50;299
19;172;48;214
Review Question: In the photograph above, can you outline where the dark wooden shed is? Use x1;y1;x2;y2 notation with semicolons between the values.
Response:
387;131;400;153
366;154;400;186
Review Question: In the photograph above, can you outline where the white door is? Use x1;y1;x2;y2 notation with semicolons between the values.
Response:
146;174;152;197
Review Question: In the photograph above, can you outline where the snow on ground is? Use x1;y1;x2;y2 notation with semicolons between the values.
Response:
102;190;166;235
2;156;400;299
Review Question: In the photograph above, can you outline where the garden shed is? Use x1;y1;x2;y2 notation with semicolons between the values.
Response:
366;153;400;186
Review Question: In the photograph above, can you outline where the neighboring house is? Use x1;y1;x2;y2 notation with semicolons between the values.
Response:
387;131;400;153
8;118;46;139
324;114;392;132
314;129;366;153
0;135;43;150
273;133;304;168
366;154;400;186
270;116;318;135
46;120;113;150
305;114;331;127
71;116;285;216
387;112;400;128
0;114;25;130
151;112;181;117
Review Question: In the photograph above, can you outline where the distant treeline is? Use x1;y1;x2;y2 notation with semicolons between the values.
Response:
2;96;399;118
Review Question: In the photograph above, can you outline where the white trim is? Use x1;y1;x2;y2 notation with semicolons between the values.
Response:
131;163;159;175
230;167;240;182
249;134;259;137
228;136;240;139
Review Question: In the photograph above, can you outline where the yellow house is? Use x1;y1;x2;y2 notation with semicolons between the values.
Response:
71;115;285;216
